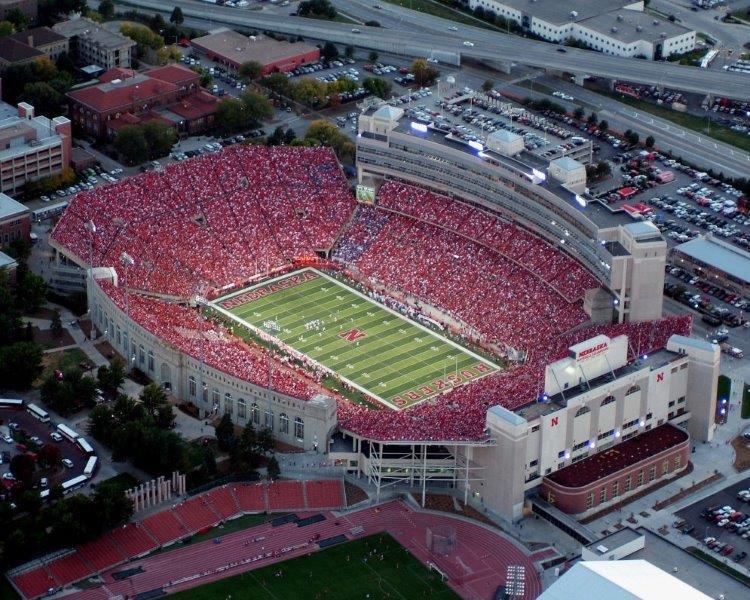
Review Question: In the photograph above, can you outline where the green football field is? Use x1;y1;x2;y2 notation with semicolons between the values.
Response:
215;269;498;410
169;533;458;600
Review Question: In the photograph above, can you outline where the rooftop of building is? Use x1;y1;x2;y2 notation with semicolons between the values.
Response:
540;559;710;600
7;27;68;48
191;29;318;66
0;192;29;221
585;528;643;555
551;156;584;171
67;69;181;112
497;0;641;25
579;9;693;44
0;250;17;270
52;17;136;50
675;234;750;285
544;423;689;489
0;37;43;62
0;102;67;163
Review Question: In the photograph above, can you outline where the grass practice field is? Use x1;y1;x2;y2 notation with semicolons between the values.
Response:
170;533;458;600
216;269;498;410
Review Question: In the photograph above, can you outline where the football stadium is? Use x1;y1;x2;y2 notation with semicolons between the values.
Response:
48;136;718;537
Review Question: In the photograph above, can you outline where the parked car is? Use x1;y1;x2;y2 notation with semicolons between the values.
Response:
62;458;73;468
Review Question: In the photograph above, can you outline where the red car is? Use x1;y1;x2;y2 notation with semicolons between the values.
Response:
722;545;734;556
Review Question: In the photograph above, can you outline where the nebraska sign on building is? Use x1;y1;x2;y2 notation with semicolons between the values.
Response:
569;335;611;363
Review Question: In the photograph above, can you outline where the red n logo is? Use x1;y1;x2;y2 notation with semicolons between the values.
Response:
550;417;559;427
656;373;664;382
339;328;367;343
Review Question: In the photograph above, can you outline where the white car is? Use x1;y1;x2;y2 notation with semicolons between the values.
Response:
448;26;458;31
1;472;15;481
62;458;73;468
50;432;63;442
351;28;361;33
2;435;12;444
462;41;474;47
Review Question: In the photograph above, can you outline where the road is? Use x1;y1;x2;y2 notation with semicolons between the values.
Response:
651;0;750;50
122;0;750;100
511;78;750;178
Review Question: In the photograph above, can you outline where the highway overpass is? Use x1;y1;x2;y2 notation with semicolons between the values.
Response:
126;0;749;100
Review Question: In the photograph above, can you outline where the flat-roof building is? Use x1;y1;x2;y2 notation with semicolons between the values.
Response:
191;28;320;75
0;190;30;245
53;16;135;70
0;101;71;196
467;0;695;59
672;234;750;296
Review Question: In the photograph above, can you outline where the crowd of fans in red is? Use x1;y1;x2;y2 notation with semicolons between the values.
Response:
51;148;693;443
51;146;353;297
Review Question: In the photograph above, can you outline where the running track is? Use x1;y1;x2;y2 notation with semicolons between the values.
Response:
66;500;542;600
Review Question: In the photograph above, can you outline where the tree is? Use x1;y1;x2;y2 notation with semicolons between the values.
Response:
266;455;280;480
92;481;134;525
139;383;174;429
598;120;609;133
344;45;354;58
5;7;27;31
98;0;114;19
321;41;339;61
121;23;164;57
0;342;43;389
645;135;655;149
626;130;640;145
155;45;181;65
262;72;292;97
596;160;611;178
410;58;438;86
573;106;585;120
202;445;217;476
363;76;391;99
214;98;252;136
239;60;263;80
368;50;378;63
298;0;337;19
38;443;62;468
141;120;177;159
97;359;125;396
170;6;184;24
267;126;286;146
215;413;235;452
481;79;494;93
10;454;35;482
283;128;296;145
115;125;148;166
305;120;354;161
15;268;47;313
0;21;14;36
240;90;274;122
50;309;63;338
587;111;598;125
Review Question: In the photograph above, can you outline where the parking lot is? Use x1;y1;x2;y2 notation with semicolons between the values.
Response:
0;408;90;497
675;476;750;566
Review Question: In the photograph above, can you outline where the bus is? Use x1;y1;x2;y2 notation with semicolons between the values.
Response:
83;456;98;478
0;398;24;409
76;437;94;455
61;475;88;495
32;200;69;222
56;423;79;444
26;403;50;423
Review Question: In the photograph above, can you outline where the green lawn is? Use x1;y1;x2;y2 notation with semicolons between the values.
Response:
215;269;499;410
170;533;458;600
35;347;89;386
593;88;750;154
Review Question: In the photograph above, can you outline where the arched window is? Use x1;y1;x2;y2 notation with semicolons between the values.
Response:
138;344;145;366
224;393;233;415
294;417;304;441
212;388;220;408
251;403;259;425
188;376;196;397
265;410;274;430
147;350;154;373
601;395;616;407
626;385;641;395
237;398;246;419
575;406;591;418
280;413;289;434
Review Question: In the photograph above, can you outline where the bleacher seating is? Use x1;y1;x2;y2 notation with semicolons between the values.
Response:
141;510;187;545
173;495;221;531
46;553;91;586
304;480;345;509
105;522;157;558
267;480;306;511
13;567;57;599
75;536;124;573
204;486;240;520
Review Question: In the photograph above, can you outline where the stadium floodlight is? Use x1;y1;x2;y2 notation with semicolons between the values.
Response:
531;168;546;182
468;140;484;151
639;419;645;427
614;430;620;438
410;121;428;133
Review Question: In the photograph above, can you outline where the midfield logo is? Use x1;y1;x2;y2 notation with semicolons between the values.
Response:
339;328;367;343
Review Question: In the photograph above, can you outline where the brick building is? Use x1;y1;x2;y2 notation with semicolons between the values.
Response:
0;191;30;245
0;0;37;24
0;101;71;195
67;64;216;138
53;16;135;70
191;28;319;75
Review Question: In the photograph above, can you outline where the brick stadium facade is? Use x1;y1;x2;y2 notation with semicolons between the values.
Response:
539;423;690;517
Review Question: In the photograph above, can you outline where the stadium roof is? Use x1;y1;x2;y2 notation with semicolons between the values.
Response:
674;235;750;285
540;560;711;599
